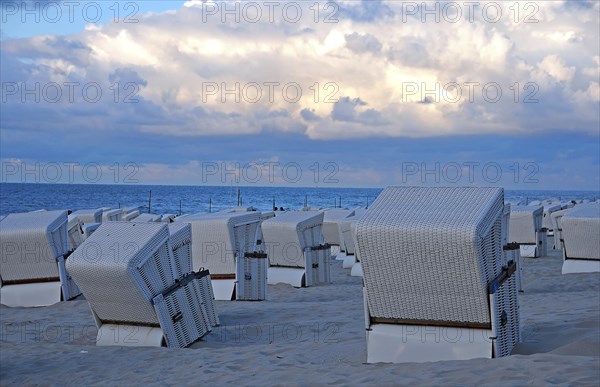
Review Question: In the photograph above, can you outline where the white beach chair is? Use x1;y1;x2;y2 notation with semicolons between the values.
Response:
66;222;213;348
0;210;80;307
256;211;275;247
67;215;85;251
161;214;176;223
560;202;600;274
508;206;545;257
102;208;123;222
71;208;103;224
262;211;330;288
502;204;523;292
550;208;570;251
168;222;219;327
176;212;266;301
338;209;367;269
542;204;562;235
322;209;355;250
123;210;140;221
133;213;162;222
356;187;520;363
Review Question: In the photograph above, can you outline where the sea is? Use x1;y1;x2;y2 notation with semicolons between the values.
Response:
0;183;598;216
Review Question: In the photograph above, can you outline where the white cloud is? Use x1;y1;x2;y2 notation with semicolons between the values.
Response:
1;0;598;140
538;55;576;83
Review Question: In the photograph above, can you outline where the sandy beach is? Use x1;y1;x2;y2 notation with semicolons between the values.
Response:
1;246;599;386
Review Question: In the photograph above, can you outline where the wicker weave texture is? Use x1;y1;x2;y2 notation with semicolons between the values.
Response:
0;210;67;281
508;206;543;244
492;274;520;357
357;187;504;325
561;202;600;260
67;222;174;325
168;223;193;277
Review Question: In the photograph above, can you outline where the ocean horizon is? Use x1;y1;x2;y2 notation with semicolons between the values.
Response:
1;182;598;216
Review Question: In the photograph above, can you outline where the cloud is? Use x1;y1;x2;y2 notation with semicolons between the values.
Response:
0;1;598;189
344;32;382;54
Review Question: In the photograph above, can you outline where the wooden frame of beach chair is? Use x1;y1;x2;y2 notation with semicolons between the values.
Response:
560;202;600;274
66;222;213;348
168;222;219;327
356;187;520;363
262;211;330;288
176;212;265;301
508;206;545;257
0;210;80;307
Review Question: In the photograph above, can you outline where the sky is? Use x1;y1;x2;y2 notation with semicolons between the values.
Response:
0;0;599;190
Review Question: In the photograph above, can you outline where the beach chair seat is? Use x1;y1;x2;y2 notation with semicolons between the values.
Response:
508;206;545;257
176;212;265;301
66;222;213;348
356;187;520;363
0;210;80;307
560;202;600;274
169;222;219;327
262;211;330;287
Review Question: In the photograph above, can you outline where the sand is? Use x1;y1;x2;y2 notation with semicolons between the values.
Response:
1;248;599;386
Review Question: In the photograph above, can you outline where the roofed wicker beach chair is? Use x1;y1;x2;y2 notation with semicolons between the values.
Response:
262;211;330;288
176;212;265;301
356;187;520;363
508;205;545;257
66;222;214;347
560;202;600;274
0;210;80;307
